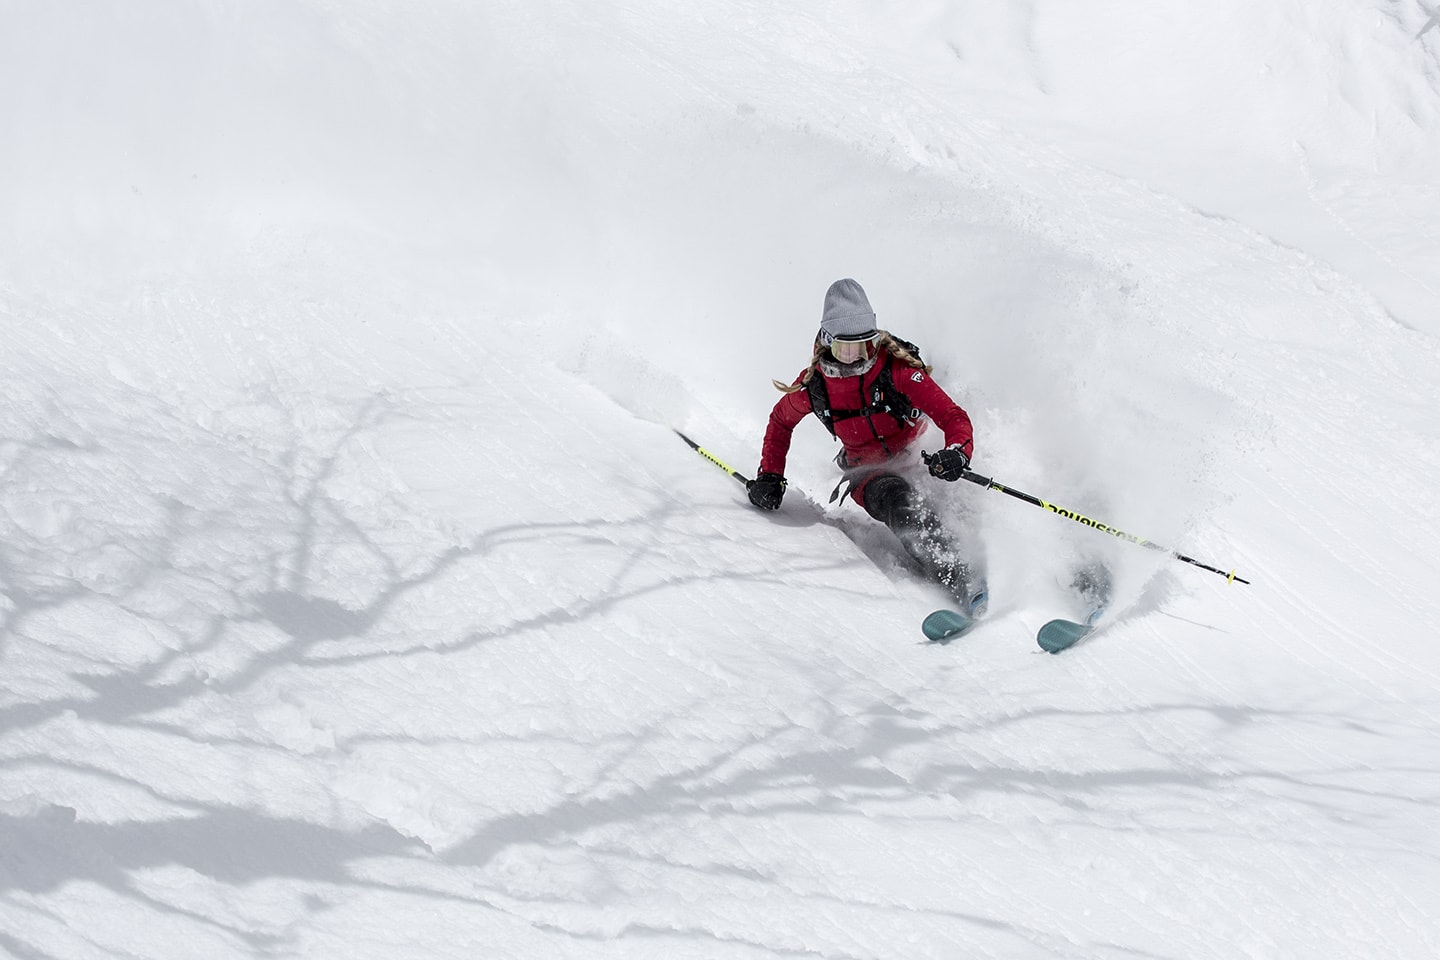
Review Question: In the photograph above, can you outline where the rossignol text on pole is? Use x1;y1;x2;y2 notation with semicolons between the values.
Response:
940;459;1249;585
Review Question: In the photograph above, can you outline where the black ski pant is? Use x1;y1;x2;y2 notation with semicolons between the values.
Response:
861;473;983;602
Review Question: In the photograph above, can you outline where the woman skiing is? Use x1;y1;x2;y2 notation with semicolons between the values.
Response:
748;278;988;615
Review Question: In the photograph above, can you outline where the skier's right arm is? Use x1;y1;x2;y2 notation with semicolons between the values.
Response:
757;387;813;478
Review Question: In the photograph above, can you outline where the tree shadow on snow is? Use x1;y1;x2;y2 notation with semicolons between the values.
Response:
0;379;1426;959
0;377;879;955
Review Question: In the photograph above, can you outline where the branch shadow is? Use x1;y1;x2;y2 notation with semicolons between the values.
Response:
4;376;1431;958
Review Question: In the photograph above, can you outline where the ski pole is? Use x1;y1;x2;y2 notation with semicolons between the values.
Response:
674;429;751;487
930;457;1250;585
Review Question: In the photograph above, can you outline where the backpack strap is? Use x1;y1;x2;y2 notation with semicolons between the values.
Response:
806;375;838;436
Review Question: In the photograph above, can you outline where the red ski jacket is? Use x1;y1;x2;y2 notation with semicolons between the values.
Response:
759;353;974;481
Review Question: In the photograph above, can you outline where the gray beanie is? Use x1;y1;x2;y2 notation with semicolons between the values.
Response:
819;278;877;344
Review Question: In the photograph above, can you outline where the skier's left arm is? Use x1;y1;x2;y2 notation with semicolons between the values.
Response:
903;368;974;481
903;368;973;459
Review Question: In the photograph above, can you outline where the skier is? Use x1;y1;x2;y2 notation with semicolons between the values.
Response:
748;278;988;615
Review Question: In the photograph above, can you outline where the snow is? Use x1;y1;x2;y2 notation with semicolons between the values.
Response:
2;1;1439;957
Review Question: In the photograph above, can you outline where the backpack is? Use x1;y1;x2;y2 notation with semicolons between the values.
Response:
805;336;926;439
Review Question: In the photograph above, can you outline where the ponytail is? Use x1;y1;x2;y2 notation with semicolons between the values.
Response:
772;341;825;393
876;332;932;374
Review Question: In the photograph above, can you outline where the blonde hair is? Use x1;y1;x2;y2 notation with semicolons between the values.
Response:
770;332;931;393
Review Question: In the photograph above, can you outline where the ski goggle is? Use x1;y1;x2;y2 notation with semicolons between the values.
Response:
828;331;880;364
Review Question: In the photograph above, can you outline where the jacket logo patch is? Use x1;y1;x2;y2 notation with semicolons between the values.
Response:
911;371;925;382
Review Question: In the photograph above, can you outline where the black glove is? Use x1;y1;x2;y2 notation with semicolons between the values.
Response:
747;471;787;510
926;445;971;482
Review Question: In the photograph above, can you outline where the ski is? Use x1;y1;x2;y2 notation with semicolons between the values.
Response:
922;608;978;644
921;579;989;644
1036;608;1104;653
1036;564;1112;653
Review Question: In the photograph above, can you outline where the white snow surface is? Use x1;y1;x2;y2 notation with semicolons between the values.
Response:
3;2;1440;957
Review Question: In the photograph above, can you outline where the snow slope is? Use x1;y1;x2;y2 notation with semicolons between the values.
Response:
2;1;1439;957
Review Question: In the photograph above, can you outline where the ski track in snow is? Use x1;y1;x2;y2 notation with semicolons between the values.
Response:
3;1;1440;958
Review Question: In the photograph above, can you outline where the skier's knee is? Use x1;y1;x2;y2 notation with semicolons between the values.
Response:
863;475;930;533
862;475;907;526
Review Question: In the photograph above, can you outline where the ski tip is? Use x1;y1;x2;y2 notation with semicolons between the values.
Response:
1036;618;1092;654
922;609;975;643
